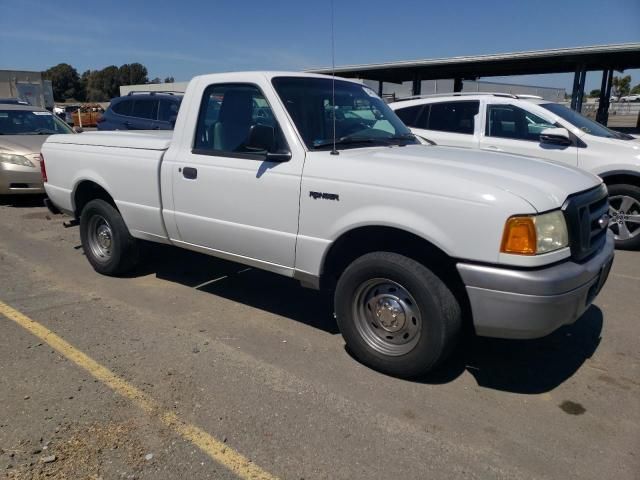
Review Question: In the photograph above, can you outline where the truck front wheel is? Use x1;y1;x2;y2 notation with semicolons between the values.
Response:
80;199;140;276
334;252;461;378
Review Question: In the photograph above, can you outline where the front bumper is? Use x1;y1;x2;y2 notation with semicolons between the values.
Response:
0;162;44;195
457;233;615;339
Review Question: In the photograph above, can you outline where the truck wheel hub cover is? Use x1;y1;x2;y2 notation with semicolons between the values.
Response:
374;297;406;332
97;226;112;249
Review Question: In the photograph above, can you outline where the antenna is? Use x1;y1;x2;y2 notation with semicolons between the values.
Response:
330;0;339;155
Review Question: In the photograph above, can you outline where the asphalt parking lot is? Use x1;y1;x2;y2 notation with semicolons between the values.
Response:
0;195;638;480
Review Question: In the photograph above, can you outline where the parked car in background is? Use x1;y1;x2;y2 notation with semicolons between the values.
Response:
0;98;30;106
390;93;640;249
97;92;182;131
53;105;80;125
619;94;640;102
0;104;73;195
42;72;614;377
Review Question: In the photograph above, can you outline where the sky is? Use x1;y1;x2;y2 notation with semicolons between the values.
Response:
1;0;639;92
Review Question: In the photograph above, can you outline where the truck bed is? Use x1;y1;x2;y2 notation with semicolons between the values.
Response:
47;130;173;150
43;130;173;244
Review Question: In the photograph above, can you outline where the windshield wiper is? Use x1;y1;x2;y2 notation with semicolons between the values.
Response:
312;136;388;149
312;133;416;150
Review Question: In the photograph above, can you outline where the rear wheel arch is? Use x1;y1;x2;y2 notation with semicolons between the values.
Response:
73;180;117;218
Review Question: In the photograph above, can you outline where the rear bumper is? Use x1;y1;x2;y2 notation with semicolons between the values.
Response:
457;233;615;339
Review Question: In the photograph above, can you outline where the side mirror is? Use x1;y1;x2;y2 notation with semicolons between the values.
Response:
72;126;84;133
247;124;276;152
246;124;291;162
540;127;571;146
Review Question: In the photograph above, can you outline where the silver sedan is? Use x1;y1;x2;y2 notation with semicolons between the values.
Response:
0;104;74;195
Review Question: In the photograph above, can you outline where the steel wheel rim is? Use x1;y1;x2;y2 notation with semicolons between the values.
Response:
609;195;640;241
87;214;113;262
352;278;422;356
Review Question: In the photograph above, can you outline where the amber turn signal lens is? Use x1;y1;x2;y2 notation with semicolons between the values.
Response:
501;216;536;255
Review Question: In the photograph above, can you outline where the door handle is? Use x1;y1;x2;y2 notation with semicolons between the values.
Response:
486;145;502;151
182;167;198;179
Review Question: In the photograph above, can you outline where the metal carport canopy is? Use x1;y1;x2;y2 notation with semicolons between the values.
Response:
307;43;640;83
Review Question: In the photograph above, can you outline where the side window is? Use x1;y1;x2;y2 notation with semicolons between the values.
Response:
131;99;158;119
427;101;479;134
486;104;555;141
394;105;424;127
112;99;132;116
158;99;181;122
194;84;287;155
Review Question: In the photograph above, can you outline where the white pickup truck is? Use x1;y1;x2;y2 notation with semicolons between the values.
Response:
42;72;614;377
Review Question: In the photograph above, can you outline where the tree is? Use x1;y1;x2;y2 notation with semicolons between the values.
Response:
612;75;631;97
631;83;640;95
163;76;175;83
45;62;152;102
589;89;601;98
42;63;83;102
83;66;119;101
118;63;148;86
148;77;162;84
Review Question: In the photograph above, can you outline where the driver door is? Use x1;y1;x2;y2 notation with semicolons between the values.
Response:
168;83;303;269
480;103;578;166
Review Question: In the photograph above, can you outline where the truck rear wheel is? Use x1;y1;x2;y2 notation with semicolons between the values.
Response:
334;252;461;378
80;199;140;276
608;184;640;250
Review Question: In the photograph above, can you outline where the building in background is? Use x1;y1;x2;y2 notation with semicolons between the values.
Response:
362;79;565;102
0;70;54;109
120;78;563;103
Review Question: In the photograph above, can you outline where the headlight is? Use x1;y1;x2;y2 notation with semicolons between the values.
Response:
501;210;568;255
0;153;34;167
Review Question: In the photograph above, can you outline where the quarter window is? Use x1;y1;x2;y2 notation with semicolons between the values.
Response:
158;99;181;122
486;104;555;141
194;84;286;156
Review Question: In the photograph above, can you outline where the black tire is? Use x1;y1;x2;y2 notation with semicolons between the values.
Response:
334;252;461;378
608;183;640;250
79;199;140;275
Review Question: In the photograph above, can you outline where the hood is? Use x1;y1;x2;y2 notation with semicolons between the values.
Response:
0;135;49;155
335;145;601;212
583;132;640;150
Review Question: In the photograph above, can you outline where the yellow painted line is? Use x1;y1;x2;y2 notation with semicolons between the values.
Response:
0;300;277;480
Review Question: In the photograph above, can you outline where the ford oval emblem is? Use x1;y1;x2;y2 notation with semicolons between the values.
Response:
598;214;610;229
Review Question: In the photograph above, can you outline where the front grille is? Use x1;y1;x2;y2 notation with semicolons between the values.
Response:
562;184;609;262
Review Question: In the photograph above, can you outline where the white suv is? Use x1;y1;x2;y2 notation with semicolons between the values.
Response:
390;93;640;249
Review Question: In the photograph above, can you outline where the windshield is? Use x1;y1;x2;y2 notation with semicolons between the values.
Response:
540;103;631;139
272;76;417;150
0;109;73;135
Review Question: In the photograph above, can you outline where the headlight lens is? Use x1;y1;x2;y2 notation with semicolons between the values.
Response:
501;210;568;255
0;153;34;167
534;210;569;253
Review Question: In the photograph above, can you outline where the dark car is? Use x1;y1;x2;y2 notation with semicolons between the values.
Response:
0;98;30;105
98;92;182;131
